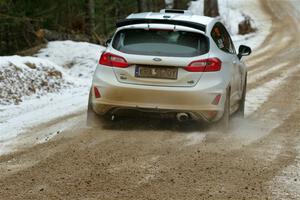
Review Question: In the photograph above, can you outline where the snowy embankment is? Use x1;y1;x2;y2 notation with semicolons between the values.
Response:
0;56;73;105
0;41;105;144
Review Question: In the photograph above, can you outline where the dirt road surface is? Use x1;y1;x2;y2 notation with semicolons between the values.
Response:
1;0;300;199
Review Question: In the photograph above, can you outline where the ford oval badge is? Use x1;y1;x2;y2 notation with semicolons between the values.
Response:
153;58;162;62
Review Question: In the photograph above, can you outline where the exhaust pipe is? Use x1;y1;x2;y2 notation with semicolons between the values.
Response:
111;114;116;121
176;113;189;122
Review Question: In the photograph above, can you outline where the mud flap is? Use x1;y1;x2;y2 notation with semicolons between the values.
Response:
86;89;102;128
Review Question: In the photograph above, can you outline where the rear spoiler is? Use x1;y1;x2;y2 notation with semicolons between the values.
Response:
116;18;206;32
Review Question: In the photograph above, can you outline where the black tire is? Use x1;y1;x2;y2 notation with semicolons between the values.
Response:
236;76;247;118
217;89;230;132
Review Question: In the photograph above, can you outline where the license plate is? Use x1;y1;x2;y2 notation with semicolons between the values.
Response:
135;66;178;80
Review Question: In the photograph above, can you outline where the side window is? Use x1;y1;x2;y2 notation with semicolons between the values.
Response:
221;24;236;54
211;24;225;50
211;23;236;54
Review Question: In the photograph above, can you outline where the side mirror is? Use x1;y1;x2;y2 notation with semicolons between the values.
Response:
238;45;251;59
105;38;112;47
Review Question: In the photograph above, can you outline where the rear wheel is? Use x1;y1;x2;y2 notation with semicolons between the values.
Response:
216;89;230;131
236;76;247;117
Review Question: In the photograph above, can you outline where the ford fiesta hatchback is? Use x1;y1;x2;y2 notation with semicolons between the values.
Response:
87;9;251;128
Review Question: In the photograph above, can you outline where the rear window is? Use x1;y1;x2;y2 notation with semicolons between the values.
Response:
112;29;209;57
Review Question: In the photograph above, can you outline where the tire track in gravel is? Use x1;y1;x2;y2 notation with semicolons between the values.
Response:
246;0;300;91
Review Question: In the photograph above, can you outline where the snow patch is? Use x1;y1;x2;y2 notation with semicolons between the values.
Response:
245;64;300;116
0;41;104;147
36;40;104;82
0;87;88;141
0;56;74;105
165;0;173;9
248;62;289;84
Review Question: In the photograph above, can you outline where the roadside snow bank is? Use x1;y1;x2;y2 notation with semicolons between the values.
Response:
0;56;73;105
0;41;104;146
36;40;103;81
0;41;104;106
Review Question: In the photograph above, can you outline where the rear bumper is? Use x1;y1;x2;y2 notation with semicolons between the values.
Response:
92;103;223;122
91;65;227;122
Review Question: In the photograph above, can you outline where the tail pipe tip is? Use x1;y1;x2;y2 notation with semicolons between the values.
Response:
176;113;189;122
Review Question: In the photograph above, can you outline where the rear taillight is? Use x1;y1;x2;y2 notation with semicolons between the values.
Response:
184;58;222;72
99;52;129;68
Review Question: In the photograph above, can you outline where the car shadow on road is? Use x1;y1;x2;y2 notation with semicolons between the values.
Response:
99;117;211;133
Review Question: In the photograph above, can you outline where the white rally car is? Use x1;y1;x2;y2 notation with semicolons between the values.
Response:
87;9;251;129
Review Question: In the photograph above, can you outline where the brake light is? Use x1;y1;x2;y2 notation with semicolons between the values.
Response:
184;58;222;72
148;28;174;32
99;52;129;68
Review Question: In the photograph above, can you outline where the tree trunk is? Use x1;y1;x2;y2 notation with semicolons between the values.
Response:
137;0;142;12
204;0;219;17
173;0;179;9
137;0;147;12
172;0;189;10
152;0;165;11
85;0;95;36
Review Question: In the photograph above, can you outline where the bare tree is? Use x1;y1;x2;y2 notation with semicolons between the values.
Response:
85;0;95;36
204;0;219;17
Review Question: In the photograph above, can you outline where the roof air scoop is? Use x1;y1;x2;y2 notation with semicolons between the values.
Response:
160;9;192;15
